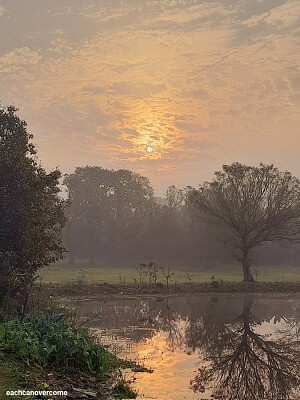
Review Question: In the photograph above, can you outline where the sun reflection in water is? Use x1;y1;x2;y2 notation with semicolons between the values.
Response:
122;330;202;400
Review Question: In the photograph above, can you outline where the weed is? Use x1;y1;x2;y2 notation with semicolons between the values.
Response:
136;262;158;285
1;317;136;377
113;378;137;399
77;269;86;287
160;266;174;287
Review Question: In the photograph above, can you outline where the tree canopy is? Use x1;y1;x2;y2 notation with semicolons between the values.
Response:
188;162;300;281
63;166;158;264
0;105;66;310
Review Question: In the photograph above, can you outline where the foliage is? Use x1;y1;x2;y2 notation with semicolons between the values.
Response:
166;185;185;211
0;316;134;377
0;105;67;310
63;166;156;264
61;171;300;270
112;378;137;399
0;322;4;339
188;163;300;281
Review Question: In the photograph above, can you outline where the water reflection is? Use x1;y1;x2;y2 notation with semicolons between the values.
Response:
189;297;300;400
76;295;300;400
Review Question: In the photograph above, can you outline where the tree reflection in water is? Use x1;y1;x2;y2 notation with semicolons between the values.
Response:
189;297;300;400
78;295;300;399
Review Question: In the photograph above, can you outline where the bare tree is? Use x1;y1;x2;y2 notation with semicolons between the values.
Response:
188;163;300;281
190;297;300;400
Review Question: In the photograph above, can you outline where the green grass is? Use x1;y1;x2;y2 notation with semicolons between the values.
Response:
0;325;22;400
0;362;19;400
38;263;300;284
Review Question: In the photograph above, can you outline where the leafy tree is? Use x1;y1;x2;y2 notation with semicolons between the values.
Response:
64;167;156;264
0;105;66;311
166;185;185;212
188;163;300;281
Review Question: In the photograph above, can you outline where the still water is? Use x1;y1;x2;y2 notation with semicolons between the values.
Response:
76;294;300;400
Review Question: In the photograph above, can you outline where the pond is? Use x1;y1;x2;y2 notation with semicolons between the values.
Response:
75;294;300;400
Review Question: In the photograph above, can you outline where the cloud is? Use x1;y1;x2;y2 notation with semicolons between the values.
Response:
112;82;166;98
82;84;108;95
0;47;41;76
263;1;300;27
49;29;66;36
0;0;299;195
82;82;166;98
241;1;300;30
175;122;209;134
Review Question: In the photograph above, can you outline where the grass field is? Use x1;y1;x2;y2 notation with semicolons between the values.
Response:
38;263;300;285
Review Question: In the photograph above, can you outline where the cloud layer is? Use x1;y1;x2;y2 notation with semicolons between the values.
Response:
0;0;299;194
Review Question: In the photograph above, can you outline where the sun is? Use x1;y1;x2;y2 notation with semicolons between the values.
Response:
146;146;153;153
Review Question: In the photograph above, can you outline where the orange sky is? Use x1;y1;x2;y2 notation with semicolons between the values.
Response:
0;0;299;195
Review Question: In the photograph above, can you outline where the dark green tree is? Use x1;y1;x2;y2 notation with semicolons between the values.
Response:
188;163;300;281
0;105;66;312
64;166;156;264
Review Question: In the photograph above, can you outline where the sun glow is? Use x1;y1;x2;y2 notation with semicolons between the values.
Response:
146;146;153;153
116;101;184;161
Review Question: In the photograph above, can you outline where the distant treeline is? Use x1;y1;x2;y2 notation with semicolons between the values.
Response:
63;166;300;267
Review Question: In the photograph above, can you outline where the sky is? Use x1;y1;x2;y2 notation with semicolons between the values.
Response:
0;0;299;195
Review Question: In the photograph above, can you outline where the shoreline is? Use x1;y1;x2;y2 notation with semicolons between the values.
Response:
0;323;142;400
45;281;300;298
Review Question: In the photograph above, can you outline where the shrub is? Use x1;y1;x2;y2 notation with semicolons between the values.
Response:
1;317;130;377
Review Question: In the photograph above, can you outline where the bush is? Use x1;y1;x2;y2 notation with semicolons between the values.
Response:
113;379;137;399
1;317;129;377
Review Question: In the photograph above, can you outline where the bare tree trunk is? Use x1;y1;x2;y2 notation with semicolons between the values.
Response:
241;297;254;344
242;256;255;282
242;297;254;325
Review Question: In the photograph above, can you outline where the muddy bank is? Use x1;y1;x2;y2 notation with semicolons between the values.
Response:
0;357;124;400
46;281;300;298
